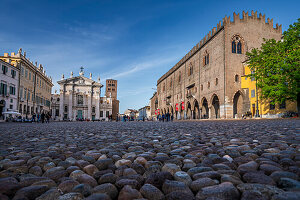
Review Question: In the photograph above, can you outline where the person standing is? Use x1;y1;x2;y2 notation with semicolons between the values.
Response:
32;113;36;122
46;112;50;123
41;112;45;123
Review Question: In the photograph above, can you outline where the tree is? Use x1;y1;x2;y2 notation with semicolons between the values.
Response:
246;18;300;112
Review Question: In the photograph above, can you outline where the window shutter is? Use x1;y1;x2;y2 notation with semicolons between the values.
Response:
0;83;3;95
4;84;7;95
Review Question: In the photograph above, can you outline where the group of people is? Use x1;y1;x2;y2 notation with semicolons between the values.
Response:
157;113;173;122
32;112;51;123
122;115;135;122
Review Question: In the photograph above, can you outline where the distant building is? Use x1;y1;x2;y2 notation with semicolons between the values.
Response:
105;79;119;120
124;109;138;120
51;93;60;120
241;64;297;118
57;68;112;121
0;49;53;119
0;59;19;120
138;105;151;120
150;92;158;119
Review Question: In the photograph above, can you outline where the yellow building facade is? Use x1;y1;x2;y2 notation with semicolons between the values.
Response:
0;49;53;118
241;64;297;118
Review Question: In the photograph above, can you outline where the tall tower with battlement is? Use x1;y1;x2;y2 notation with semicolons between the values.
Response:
105;79;118;99
105;79;119;120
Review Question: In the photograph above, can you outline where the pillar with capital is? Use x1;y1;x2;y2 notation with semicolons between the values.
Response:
95;91;100;120
87;92;91;120
68;90;73;121
59;88;64;120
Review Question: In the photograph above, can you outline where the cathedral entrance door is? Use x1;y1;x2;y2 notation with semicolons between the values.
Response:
77;110;83;120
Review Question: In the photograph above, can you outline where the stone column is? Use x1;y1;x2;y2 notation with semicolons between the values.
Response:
59;87;64;120
208;107;212;119
68;91;73;121
87;92;91;120
95;92;100;120
73;94;77;120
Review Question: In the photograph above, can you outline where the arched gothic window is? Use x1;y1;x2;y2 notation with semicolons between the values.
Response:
232;36;243;54
203;51;209;66
232;41;236;53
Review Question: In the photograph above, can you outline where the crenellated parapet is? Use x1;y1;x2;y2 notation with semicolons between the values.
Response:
225;10;281;33
157;11;281;85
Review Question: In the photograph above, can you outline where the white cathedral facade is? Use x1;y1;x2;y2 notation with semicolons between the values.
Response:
56;68;112;121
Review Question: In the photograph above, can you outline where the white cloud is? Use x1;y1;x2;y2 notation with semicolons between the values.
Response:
105;56;178;79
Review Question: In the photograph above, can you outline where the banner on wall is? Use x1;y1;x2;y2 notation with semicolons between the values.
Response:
181;102;185;110
175;103;179;111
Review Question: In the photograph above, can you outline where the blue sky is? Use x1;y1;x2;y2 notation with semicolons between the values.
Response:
0;0;299;113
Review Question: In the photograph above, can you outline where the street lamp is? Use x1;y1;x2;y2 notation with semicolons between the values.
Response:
255;69;260;118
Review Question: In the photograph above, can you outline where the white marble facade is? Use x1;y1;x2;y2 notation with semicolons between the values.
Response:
57;69;112;121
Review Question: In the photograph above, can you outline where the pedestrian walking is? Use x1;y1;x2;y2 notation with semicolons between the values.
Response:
46;112;50;123
41;112;45;123
32;113;36;122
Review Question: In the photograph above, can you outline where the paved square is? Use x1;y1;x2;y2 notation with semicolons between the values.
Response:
0;119;299;199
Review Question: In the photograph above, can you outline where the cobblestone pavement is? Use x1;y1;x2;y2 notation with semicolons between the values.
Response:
0;119;299;200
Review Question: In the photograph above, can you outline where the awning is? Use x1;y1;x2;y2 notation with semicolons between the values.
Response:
2;111;21;115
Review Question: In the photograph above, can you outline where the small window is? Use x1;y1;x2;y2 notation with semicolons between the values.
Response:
55;109;59;116
251;89;255;98
189;65;193;76
92;106;96;113
215;78;218;86
235;74;239;82
201;84;203;91
100;111;103;117
2;65;8;75
10;105;13;109
178;71;181;83
106;111;109;117
208;82;210;89
64;105;68;112
251;71;255;81
11;69;16;78
77;95;83;105
270;102;275;110
57;98;60;102
279;101;286;109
